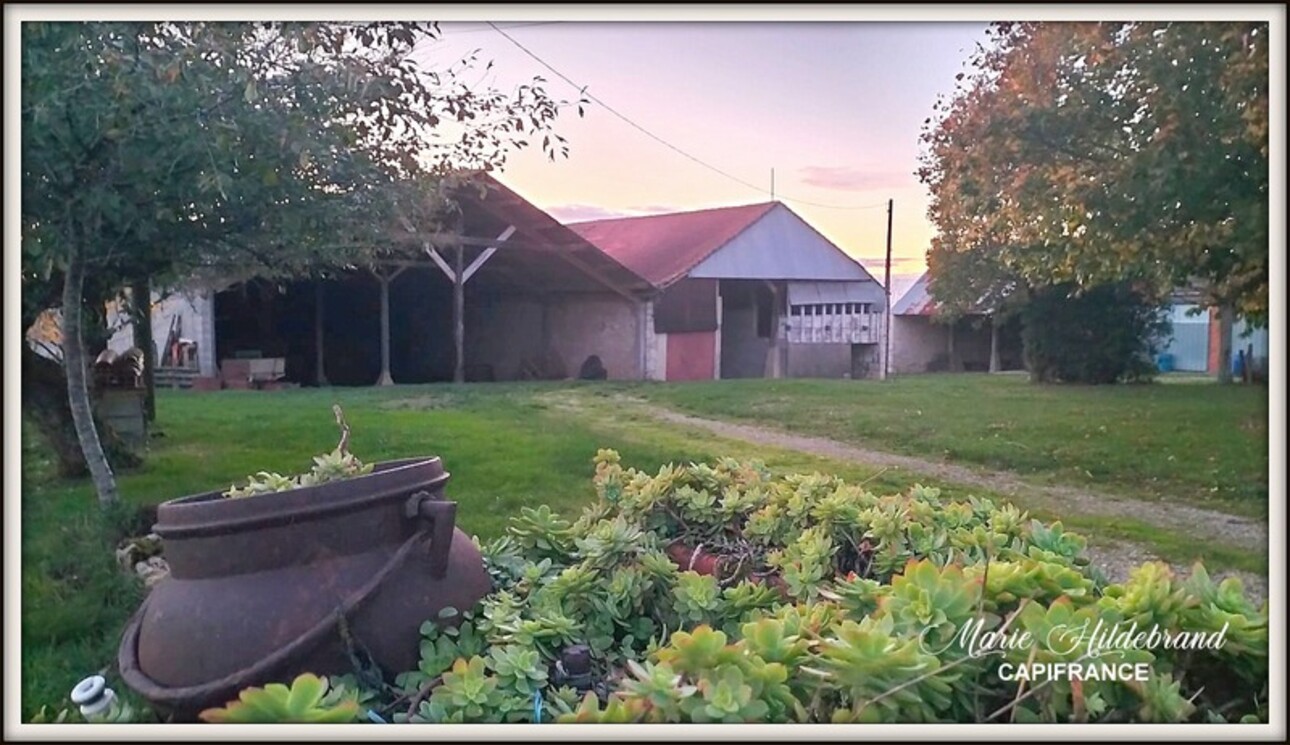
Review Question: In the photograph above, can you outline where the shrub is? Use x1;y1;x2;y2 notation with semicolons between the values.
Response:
1021;281;1170;384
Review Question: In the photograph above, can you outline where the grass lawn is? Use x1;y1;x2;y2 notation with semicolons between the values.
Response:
623;373;1270;516
19;377;1269;719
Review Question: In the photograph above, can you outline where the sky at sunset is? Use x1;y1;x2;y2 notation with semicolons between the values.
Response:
415;21;992;298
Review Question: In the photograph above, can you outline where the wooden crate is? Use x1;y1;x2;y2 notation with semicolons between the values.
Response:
221;357;285;389
192;376;223;391
97;389;146;447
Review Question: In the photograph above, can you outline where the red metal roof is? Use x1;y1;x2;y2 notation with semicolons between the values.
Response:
567;202;778;288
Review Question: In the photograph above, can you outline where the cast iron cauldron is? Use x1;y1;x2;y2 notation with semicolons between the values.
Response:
118;457;491;721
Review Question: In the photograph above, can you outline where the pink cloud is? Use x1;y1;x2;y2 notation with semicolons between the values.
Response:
548;204;637;223
798;166;911;192
628;204;681;215
549;203;681;224
854;256;923;266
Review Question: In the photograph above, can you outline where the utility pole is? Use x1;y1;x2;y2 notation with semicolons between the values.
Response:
883;199;893;380
770;168;775;201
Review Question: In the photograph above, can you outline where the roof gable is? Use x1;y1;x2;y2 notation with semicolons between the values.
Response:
688;203;877;283
567;202;777;287
568;202;877;288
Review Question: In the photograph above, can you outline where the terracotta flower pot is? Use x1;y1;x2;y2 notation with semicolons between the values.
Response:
664;540;791;601
117;457;490;721
665;541;729;577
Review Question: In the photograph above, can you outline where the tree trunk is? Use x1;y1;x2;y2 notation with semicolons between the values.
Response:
62;248;120;505
1216;304;1234;384
130;277;157;421
23;344;142;478
989;315;1001;373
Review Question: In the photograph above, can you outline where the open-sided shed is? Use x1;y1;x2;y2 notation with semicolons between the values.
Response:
888;271;1022;374
111;176;655;387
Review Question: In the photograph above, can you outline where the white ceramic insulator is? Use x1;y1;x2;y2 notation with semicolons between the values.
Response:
70;676;116;720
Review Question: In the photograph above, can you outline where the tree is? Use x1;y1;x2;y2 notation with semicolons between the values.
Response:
918;21;1268;380
21;22;582;504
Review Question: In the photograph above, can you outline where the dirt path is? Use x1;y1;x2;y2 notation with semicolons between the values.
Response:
643;407;1268;603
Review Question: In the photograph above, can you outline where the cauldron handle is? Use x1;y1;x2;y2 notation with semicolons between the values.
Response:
405;491;457;579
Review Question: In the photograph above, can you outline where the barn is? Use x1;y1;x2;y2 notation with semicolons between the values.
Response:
107;180;887;387
889;271;1023;374
570;202;888;381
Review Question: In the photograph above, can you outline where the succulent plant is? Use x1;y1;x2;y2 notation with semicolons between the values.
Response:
298;449;1269;725
223;405;373;498
198;673;360;723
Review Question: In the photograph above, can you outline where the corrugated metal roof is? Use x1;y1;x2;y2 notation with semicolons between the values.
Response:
568;201;878;290
892;270;1006;316
788;281;886;306
457;175;657;298
892;271;937;316
567;202;778;288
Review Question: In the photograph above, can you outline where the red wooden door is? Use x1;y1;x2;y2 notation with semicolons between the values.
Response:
666;331;716;381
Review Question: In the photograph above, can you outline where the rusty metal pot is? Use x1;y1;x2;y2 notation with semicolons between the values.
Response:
117;457;491;721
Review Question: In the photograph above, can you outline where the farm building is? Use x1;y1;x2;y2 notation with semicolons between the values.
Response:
1158;292;1269;376
888;273;1269;378
570;202;887;381
106;178;888;387
106;176;653;387
889;271;1022;374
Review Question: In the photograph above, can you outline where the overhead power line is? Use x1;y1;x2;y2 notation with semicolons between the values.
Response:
486;22;888;212
440;22;563;36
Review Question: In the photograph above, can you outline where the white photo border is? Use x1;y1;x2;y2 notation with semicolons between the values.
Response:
4;2;1284;742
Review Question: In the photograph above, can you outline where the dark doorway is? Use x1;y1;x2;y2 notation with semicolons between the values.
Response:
719;279;775;379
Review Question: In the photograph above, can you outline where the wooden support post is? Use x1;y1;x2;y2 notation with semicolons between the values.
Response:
424;226;512;386
453;246;465;384
377;273;393;386
375;266;407;387
314;280;328;386
764;281;782;379
989;315;1001;373
947;320;959;372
